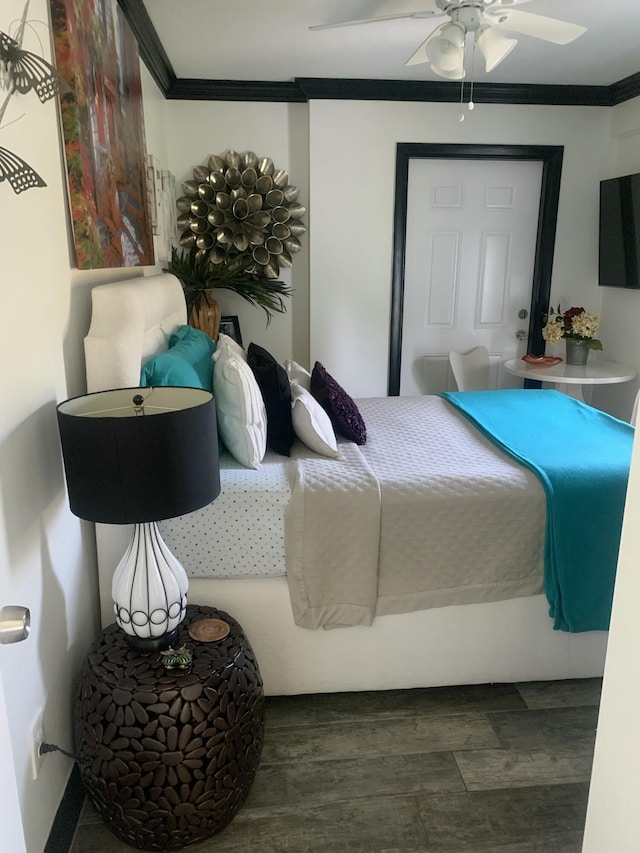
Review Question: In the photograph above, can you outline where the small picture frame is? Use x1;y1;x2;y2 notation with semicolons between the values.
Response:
219;315;243;347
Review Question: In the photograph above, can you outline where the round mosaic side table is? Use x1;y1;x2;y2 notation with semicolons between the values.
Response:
73;604;264;850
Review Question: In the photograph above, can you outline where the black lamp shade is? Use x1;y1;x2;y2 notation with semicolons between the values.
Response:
56;387;220;524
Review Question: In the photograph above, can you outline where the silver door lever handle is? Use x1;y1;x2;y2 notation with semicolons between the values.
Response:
0;606;30;644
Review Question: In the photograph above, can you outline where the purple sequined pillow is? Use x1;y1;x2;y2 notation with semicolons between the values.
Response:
310;362;367;445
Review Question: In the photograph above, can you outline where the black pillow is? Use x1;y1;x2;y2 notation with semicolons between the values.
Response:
310;361;367;445
247;343;295;456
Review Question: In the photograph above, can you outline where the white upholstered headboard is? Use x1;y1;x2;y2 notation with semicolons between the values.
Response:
84;273;187;392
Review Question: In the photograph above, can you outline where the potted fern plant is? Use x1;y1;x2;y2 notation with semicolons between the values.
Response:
165;247;292;339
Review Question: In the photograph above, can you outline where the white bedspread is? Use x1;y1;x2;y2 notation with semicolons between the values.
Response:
161;395;546;629
285;442;381;628
286;396;546;628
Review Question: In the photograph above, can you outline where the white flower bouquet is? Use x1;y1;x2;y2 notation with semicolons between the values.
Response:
542;306;603;351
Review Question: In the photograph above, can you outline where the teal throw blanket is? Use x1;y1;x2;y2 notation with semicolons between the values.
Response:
441;389;634;632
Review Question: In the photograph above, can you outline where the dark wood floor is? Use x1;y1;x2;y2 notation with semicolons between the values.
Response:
69;677;600;853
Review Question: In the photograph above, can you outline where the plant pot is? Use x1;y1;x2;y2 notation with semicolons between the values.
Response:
189;289;221;341
565;338;589;366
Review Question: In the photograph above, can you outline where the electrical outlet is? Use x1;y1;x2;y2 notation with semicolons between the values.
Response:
28;708;45;780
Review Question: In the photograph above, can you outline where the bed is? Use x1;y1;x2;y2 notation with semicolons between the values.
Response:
84;273;621;695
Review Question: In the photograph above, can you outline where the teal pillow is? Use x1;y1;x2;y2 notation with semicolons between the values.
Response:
140;325;216;391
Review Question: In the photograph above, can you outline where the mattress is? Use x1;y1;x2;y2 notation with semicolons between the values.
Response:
162;396;546;627
160;450;290;579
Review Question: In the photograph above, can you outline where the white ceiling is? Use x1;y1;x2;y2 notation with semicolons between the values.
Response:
145;0;640;88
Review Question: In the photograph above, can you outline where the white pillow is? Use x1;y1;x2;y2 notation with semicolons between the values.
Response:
290;381;341;459
213;344;266;468
284;358;311;391
217;332;247;360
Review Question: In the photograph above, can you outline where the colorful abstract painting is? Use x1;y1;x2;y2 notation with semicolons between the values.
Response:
49;0;154;268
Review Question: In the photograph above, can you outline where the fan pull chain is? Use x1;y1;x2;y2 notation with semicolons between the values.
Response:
459;33;478;122
468;37;476;111
458;31;467;122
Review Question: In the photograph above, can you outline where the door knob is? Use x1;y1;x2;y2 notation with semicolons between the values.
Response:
0;606;30;644
515;330;528;341
518;309;528;319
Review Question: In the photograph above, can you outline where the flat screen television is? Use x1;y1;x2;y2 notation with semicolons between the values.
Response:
599;172;640;289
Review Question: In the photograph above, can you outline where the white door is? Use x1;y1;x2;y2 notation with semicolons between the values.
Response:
0;669;27;853
0;604;30;853
400;158;542;395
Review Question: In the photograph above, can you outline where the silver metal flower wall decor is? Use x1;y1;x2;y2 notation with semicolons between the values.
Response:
177;149;307;278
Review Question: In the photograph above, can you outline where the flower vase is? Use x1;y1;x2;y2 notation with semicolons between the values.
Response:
565;338;589;366
189;289;221;341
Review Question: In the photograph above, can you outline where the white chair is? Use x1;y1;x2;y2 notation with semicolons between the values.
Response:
449;346;490;391
631;388;640;426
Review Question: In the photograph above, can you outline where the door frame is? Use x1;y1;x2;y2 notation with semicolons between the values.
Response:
388;143;564;395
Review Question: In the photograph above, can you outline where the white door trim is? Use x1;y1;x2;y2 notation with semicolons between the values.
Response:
388;143;564;395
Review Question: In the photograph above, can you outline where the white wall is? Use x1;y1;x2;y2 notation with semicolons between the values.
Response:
583;431;640;850
308;100;614;397
582;95;640;852
160;100;310;366
0;3;167;849
161;96;639;410
0;1;98;848
591;95;640;419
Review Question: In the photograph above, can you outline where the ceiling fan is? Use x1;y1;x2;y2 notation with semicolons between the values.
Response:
309;0;587;80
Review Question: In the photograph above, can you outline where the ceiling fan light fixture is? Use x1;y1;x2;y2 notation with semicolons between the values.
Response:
476;26;517;72
430;62;466;81
425;22;466;74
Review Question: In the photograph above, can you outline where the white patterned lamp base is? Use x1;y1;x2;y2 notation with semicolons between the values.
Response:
112;522;188;650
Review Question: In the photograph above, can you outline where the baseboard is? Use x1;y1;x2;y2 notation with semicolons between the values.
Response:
44;765;85;853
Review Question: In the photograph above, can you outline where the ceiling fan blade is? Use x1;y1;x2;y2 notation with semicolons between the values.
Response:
487;9;587;45
405;34;432;66
475;27;517;73
309;10;439;32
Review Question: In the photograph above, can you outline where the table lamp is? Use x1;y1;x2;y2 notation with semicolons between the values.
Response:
56;386;220;650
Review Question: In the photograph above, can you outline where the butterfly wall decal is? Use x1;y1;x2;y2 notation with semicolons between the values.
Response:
0;2;57;194
0;144;46;193
0;30;58;102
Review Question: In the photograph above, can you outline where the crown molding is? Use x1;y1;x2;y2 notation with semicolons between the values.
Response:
165;76;613;107
609;71;640;106
295;78;613;106
116;0;175;97
117;0;637;108
166;79;306;102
